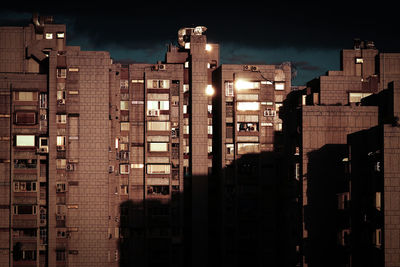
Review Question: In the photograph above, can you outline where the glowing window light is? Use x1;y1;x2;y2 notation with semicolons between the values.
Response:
206;85;215;96
237;102;260;111
235;80;260;90
205;44;212;51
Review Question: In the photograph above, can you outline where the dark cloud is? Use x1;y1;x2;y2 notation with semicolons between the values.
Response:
1;2;399;52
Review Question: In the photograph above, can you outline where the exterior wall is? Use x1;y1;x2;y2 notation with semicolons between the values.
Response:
301;105;379;267
383;125;400;267
213;63;292;267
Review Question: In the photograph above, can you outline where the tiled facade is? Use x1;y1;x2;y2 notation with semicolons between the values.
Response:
283;40;400;267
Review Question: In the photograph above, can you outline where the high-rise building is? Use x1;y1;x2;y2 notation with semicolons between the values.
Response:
282;39;400;267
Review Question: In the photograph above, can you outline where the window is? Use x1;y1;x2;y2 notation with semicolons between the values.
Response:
57;136;66;150
120;101;129;110
56;182;66;193
237;143;260;155
16;135;35;147
226;144;234;155
57;32;65;39
56;250;66;262
39;93;47;108
14;205;37;215
375;192;381;211
15;112;36;125
56;114;67;124
14;159;37;169
120;80;129;89
237;122;258;132
147;100;169;111
147;185;169;195
274;82;285;90
120;185;128;195
147;79;170;89
237;94;258;101
237;102;260;111
56;159;66;169
146;164;171;174
147;121;170;131
120;122;130;131
149;143;169;152
14;182;37;192
355;57;363;64
120;164;130;174
14;91;37;101
57;68;67;78
235;80;260;90
349;92;372;103
208;125;213;135
45;33;53;39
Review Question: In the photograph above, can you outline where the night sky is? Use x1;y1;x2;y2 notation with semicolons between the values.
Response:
1;3;399;85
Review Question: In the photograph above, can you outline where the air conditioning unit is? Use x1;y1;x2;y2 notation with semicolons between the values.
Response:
251;66;259;72
264;109;276;117
66;164;75;171
57;99;65;105
158;64;166;70
243;65;251;71
147;109;160;116
151;65;159;71
38;137;49;153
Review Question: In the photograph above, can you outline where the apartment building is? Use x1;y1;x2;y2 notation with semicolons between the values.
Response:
212;63;292;266
0;15;221;267
282;40;400;267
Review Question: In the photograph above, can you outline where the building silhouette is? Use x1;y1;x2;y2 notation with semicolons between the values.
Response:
1;14;400;267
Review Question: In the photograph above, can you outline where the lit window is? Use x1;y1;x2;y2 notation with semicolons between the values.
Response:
120;122;130;131
237;143;260;155
56;159;66;169
274;82;285;90
206;85;214;96
146;164;171;174
147;79;170;89
16;135;35;147
235;80;260;90
147;100;169;111
205;44;212;51
131;164;144;169
147;121;170;131
45;33;53;39
226;144;234;155
14;91;37;101
56;136;65;150
56;114;67;124
57;68;67;78
349;92;372;103
57;32;65;39
120;164;130;174
149;143;169;152
120;80;129;89
237;102;260;111
225;81;234;97
236;94;258;101
355;57;364;64
208;125;213;135
120;101;129;110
